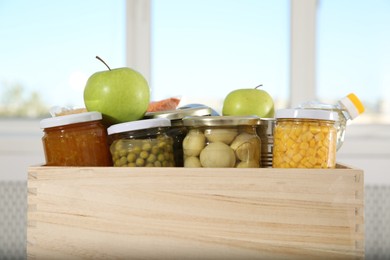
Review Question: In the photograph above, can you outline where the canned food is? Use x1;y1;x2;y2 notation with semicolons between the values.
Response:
144;106;213;167
257;118;276;168
273;109;338;168
107;118;175;167
182;116;261;168
40;112;112;166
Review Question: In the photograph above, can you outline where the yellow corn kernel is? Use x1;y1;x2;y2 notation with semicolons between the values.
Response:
308;157;317;165
321;126;330;133
315;132;325;141
286;138;295;148
309;139;316;147
292;153;303;163
309;125;321;134
307;148;316;157
302;131;314;142
304;161;313;168
289;161;297;167
286;149;295;159
299;142;309;150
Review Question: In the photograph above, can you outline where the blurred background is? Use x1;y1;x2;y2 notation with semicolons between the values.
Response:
0;0;389;259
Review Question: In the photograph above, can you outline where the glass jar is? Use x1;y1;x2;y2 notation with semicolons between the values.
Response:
107;118;175;167
182;116;261;168
273;109;338;169
40;111;112;166
256;118;276;168
144;106;213;167
298;93;365;150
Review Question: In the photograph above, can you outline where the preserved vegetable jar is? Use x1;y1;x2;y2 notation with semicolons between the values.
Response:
144;106;213;167
273;109;338;169
107;118;175;167
182;116;261;168
40;111;112;166
298;93;365;150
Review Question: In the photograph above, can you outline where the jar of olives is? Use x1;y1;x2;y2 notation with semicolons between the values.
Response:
107;118;175;167
40;111;112;166
182;116;262;168
273;109;338;168
144;106;213;167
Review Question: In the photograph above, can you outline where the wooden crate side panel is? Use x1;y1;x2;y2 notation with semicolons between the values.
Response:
27;167;364;259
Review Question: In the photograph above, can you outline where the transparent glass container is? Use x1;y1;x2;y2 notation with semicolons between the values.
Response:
298;93;365;150
40;112;112;166
107;118;175;167
182;116;261;168
273;109;338;169
144;106;213;167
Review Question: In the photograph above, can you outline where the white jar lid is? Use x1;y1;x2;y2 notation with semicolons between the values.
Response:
107;118;171;135
275;109;339;121
40;111;102;129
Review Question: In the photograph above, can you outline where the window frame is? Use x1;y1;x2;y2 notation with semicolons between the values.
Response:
125;0;318;107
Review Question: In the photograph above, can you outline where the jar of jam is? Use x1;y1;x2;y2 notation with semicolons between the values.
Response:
107;118;175;167
182;116;261;168
144;106;213;167
40;111;112;166
273;109;338;168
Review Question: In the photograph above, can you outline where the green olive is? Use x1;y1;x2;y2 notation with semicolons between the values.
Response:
140;150;149;159
142;142;152;151
135;157;145;166
127;153;136;163
147;154;156;163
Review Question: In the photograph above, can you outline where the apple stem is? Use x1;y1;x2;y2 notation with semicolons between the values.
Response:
96;56;111;71
255;84;263;89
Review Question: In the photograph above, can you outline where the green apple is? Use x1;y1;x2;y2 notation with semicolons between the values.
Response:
222;85;274;118
84;56;150;125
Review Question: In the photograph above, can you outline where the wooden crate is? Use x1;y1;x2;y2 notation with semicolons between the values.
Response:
27;165;364;259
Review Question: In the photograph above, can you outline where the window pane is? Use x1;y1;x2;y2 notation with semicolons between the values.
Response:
0;0;126;117
317;0;390;123
151;0;289;113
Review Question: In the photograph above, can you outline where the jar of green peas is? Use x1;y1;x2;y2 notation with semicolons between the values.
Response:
107;118;175;167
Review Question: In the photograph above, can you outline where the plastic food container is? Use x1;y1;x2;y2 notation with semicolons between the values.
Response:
182;116;261;168
144;106;213;167
40;111;112;166
107;118;175;167
256;118;276;168
273;109;338;169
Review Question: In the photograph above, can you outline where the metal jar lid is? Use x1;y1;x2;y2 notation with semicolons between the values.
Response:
144;106;213;121
182;115;261;127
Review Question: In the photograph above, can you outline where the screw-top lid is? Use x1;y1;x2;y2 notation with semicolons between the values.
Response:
107;118;171;135
40;111;102;129
182;115;261;127
339;93;365;119
275;109;339;121
144;106;213;121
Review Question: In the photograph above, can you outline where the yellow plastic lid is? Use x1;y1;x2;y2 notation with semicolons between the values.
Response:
340;93;365;119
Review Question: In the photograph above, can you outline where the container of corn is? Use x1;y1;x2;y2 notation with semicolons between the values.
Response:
273;109;338;168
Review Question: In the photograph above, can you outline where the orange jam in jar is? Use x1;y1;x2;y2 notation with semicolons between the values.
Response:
40;112;112;166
